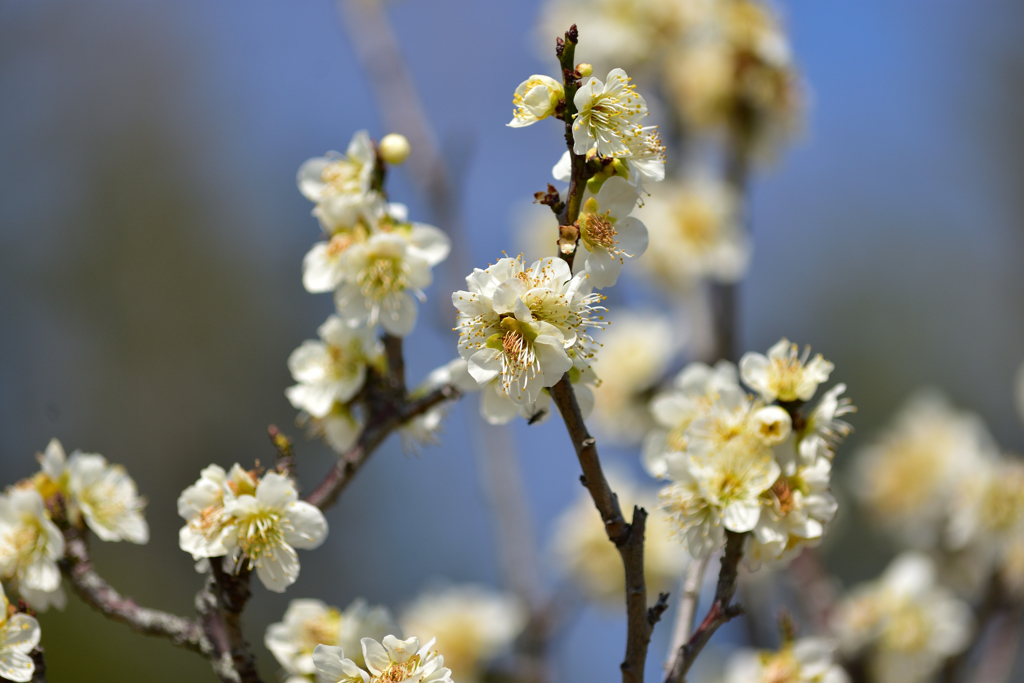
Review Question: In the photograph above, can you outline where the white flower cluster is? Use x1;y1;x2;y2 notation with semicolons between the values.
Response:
645;339;851;565
723;636;849;683
265;598;398;683
177;465;327;593
833;553;971;683
0;439;149;612
292;131;452;451
312;635;453;683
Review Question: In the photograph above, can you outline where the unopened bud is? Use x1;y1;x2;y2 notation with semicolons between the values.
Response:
576;63;593;78
379;134;411;165
558;224;579;255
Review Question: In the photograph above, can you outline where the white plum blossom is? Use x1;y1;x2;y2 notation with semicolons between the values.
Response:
302;404;363;454
335;230;448;337
313;636;453;683
552;475;688;604
572;68;648;158
266;598;398;681
286;316;383;419
740;338;834;403
298;130;376;207
507;75;563;127
453;256;603;405
398;358;478;451
798;383;855;463
221;473;328;593
178;468;327;592
723;637;849;683
834;553;972;683
177;464;257;565
573;176;648;288
0;584;40;683
66;452;149;544
0;488;64;606
400;585;526;682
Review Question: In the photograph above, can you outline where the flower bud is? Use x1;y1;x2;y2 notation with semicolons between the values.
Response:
576;63;593;78
508;75;564;128
379;134;411;165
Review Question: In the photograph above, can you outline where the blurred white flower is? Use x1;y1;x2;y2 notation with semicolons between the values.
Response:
66;452;149;544
313;635;453;683
740;338;833;403
0;583;40;683
573;176;648;289
589;311;680;445
551;475;688;604
0;488;64;605
572;68;648;158
854;392;996;548
453;256;603;406
298;130;376;206
266;598;398;679
286;316;382;419
834;553;971;683
507;75;563;128
798;383;854;463
724;637;849;683
400;585;526;682
637;177;750;290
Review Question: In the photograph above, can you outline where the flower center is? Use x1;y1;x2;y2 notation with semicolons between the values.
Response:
300;611;341;651
762;652;800;683
328;341;365;381
358;256;409;303
189;504;228;541
581;211;620;251
237;510;285;563
769;477;796;514
378;656;421;683
320;159;364;197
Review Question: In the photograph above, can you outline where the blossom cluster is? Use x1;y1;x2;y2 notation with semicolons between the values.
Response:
723;636;849;683
833;553;971;683
645;339;852;566
177;464;327;592
290;131;452;452
313;635;452;683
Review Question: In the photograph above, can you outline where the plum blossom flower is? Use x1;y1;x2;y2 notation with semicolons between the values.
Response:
507;75;563;127
798;383;855;463
453;256;603;406
400;585;526;682
298;131;376;206
313;636;453;683
0;584;40;683
266;598;398;681
723;637;849;683
286;316;383;419
740;338;834;403
0;488;64;607
221;473;328;593
572;68;649;157
335;230;448;337
573;176;648;289
177;464;257;564
66;452;149;544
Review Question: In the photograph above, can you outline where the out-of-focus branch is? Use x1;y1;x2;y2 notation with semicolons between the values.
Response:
969;606;1022;683
664;531;746;683
30;648;46;683
267;425;296;478
59;524;210;656
550;375;666;683
665;556;709;672
305;383;460;510
195;564;262;683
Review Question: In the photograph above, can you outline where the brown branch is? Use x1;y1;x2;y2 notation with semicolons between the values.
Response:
554;25;590;269
196;563;262;683
30;647;46;683
550;375;660;683
59;524;210;656
664;531;747;683
383;333;406;396
304;384;460;510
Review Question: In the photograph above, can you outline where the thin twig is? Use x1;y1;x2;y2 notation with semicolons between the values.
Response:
267;425;296;478
550;375;661;683
304;384;459;510
664;531;747;683
59;525;210;656
969;605;1022;683
555;25;588;269
665;556;709;672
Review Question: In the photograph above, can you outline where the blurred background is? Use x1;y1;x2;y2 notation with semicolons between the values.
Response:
2;0;1024;680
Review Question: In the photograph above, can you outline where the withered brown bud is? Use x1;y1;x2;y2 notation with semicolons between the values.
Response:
558;223;580;255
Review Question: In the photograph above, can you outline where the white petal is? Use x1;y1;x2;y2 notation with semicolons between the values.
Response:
283;502;328;550
722;500;762;533
255;544;300;593
2;614;40;654
379;292;418;337
256;473;298;510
